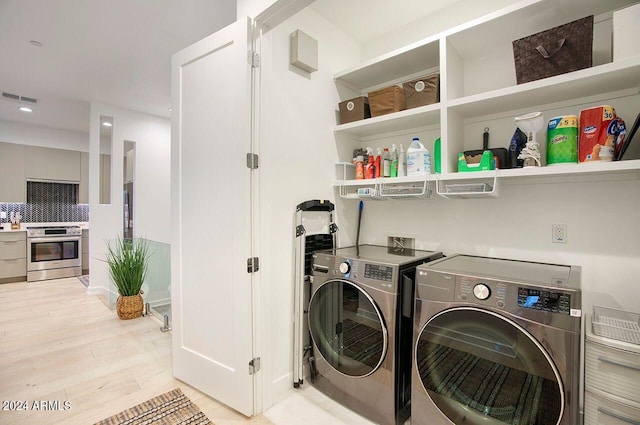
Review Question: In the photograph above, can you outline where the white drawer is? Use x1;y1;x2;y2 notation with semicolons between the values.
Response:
0;258;26;279
585;388;640;425
0;239;26;260
586;339;640;402
0;232;26;242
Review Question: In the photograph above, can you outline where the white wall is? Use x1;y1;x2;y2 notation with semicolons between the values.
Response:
337;178;640;314
0;119;88;151
259;7;360;406
87;103;171;302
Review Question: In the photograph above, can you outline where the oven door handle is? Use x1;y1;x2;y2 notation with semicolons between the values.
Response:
28;236;82;243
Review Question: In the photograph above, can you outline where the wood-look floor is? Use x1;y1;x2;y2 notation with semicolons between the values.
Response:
0;277;274;425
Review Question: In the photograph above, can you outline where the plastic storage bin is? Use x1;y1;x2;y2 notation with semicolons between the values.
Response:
592;305;640;345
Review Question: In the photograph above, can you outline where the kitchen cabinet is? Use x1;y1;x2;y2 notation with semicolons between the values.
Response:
25;145;81;182
79;152;89;204
0;232;26;283
82;229;89;274
332;0;640;200
584;314;640;424
0;142;26;203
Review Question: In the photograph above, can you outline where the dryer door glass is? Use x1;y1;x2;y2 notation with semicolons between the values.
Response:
308;279;388;377
415;307;563;425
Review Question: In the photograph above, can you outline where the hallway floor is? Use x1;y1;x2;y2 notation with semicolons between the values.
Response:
0;277;373;425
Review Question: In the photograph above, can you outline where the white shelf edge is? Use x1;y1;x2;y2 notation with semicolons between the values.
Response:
333;34;441;81
440;159;640;181
334;103;441;137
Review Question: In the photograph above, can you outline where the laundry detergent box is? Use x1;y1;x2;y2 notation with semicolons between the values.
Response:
579;105;617;162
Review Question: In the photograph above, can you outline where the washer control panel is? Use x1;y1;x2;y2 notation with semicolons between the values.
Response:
364;264;393;282
456;276;507;308
517;287;571;315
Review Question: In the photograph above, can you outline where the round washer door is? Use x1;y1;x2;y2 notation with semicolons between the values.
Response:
415;307;563;425
308;279;388;377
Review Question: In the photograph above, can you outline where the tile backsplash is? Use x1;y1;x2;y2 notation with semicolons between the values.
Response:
1;181;89;223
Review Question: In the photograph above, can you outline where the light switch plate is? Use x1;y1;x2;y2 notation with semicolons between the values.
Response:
0;211;6;219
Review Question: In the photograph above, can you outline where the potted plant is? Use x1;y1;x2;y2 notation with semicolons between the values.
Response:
106;237;150;320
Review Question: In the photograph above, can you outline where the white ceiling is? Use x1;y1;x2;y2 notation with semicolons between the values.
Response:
0;0;466;136
0;0;236;134
310;0;463;43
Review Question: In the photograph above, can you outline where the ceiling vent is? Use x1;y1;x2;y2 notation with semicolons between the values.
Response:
1;91;39;105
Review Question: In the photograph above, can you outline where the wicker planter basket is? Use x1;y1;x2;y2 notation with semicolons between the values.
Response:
116;292;144;320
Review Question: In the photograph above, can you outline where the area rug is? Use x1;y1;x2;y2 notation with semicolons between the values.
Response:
94;388;212;425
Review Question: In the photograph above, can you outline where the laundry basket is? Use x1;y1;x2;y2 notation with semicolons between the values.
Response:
592;305;640;345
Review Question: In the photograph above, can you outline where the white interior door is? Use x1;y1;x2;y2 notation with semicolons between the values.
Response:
171;17;256;416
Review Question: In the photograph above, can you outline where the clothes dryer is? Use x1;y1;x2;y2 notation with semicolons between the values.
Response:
309;245;443;425
412;254;582;425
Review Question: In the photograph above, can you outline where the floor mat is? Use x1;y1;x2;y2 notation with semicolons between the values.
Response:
94;388;212;425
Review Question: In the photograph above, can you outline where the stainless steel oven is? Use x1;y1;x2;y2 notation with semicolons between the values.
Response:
26;226;82;282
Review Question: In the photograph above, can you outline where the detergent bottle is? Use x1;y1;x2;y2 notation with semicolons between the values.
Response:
406;137;431;175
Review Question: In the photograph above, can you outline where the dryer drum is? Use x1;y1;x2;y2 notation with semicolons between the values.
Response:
415;308;564;425
308;279;388;378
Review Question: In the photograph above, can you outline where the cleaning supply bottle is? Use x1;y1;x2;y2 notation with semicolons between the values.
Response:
382;147;391;177
407;137;431;175
390;144;398;177
433;138;441;173
375;148;382;178
365;147;375;179
355;155;364;180
398;144;405;177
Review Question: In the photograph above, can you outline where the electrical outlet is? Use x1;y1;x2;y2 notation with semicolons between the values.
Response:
552;224;567;243
387;236;415;251
0;211;6;219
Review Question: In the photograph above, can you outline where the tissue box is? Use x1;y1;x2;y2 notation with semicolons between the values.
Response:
613;3;640;61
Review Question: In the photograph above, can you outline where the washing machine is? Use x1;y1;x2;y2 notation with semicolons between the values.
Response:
412;254;582;425
309;245;443;425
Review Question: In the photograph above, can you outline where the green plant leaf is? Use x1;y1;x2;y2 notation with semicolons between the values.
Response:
106;237;150;297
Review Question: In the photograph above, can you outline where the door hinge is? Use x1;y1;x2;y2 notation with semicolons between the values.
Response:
247;257;260;273
246;153;259;169
249;51;260;68
249;357;261;375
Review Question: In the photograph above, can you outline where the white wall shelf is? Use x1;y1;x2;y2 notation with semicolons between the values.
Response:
448;57;640;118
335;160;640;200
334;103;440;138
332;0;639;186
334;36;440;91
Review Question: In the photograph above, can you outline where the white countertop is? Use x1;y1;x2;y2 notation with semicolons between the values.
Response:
0;222;89;232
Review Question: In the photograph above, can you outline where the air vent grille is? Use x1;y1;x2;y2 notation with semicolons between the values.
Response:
1;91;39;105
2;92;20;101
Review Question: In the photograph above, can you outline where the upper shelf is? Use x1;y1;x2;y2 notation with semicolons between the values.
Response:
448;57;640;118
334;36;439;91
444;0;636;59
334;103;440;138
